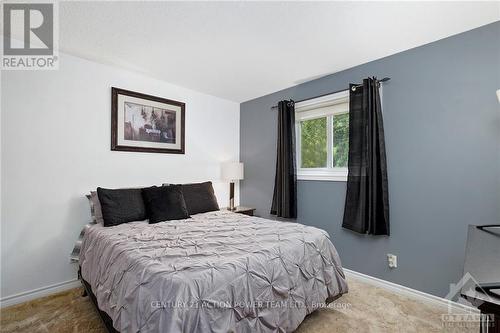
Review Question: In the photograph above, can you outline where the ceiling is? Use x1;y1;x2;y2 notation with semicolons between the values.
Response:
29;2;500;102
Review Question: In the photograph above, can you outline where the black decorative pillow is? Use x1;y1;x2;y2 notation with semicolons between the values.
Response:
181;181;219;215
142;185;190;223
97;187;147;227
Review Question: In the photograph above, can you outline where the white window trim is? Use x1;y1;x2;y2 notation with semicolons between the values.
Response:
296;90;349;182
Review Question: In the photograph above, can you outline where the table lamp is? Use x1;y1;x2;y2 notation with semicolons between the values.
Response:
221;162;244;211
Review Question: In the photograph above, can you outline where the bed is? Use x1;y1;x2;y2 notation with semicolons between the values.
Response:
79;210;348;332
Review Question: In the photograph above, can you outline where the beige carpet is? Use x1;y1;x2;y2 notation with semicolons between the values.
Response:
0;277;477;333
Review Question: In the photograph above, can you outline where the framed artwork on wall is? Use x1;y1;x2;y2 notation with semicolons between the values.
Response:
111;87;185;154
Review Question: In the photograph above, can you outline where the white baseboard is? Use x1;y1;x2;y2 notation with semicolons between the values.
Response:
0;279;81;308
344;268;479;314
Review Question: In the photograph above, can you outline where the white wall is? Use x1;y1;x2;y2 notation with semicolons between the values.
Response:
0;53;240;301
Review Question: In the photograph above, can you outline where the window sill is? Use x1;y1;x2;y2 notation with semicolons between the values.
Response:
297;169;348;182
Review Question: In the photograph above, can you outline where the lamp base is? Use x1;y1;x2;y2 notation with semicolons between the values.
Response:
228;182;235;211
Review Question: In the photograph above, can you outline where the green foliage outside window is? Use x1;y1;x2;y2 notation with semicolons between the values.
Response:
333;113;349;167
300;117;327;168
300;113;349;168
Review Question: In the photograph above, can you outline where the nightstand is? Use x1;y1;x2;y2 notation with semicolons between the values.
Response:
229;206;256;216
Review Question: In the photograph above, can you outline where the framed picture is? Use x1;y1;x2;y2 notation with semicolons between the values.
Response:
111;87;185;154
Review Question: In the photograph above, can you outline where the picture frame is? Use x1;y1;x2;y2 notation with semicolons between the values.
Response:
111;87;185;154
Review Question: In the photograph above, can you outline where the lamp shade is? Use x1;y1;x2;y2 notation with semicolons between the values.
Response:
222;162;244;181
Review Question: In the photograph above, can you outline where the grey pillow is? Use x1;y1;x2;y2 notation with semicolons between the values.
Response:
97;187;147;227
87;191;104;224
180;181;219;215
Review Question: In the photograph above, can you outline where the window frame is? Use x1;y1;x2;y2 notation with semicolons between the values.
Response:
295;90;349;182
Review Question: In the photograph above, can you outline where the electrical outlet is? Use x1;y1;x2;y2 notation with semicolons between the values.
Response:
387;254;397;268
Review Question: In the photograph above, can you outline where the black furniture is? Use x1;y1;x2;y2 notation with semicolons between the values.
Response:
79;268;118;333
460;225;500;333
232;206;255;216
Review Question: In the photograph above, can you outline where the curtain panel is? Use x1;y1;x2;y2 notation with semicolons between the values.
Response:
342;78;390;235
270;100;297;219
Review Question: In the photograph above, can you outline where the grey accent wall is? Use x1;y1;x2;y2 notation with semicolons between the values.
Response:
240;22;500;298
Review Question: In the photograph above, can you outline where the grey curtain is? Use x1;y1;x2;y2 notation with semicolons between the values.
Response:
342;78;390;235
270;100;297;218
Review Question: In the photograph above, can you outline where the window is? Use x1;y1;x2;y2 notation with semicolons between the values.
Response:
296;90;349;181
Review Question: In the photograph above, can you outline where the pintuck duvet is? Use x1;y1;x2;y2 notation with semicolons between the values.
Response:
79;210;348;333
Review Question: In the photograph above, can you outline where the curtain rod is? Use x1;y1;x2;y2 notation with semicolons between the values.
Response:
270;77;390;110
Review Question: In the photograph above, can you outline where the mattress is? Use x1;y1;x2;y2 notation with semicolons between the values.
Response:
79;210;348;332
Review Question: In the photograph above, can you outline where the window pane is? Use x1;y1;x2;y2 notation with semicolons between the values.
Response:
333;113;349;167
300;117;327;168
